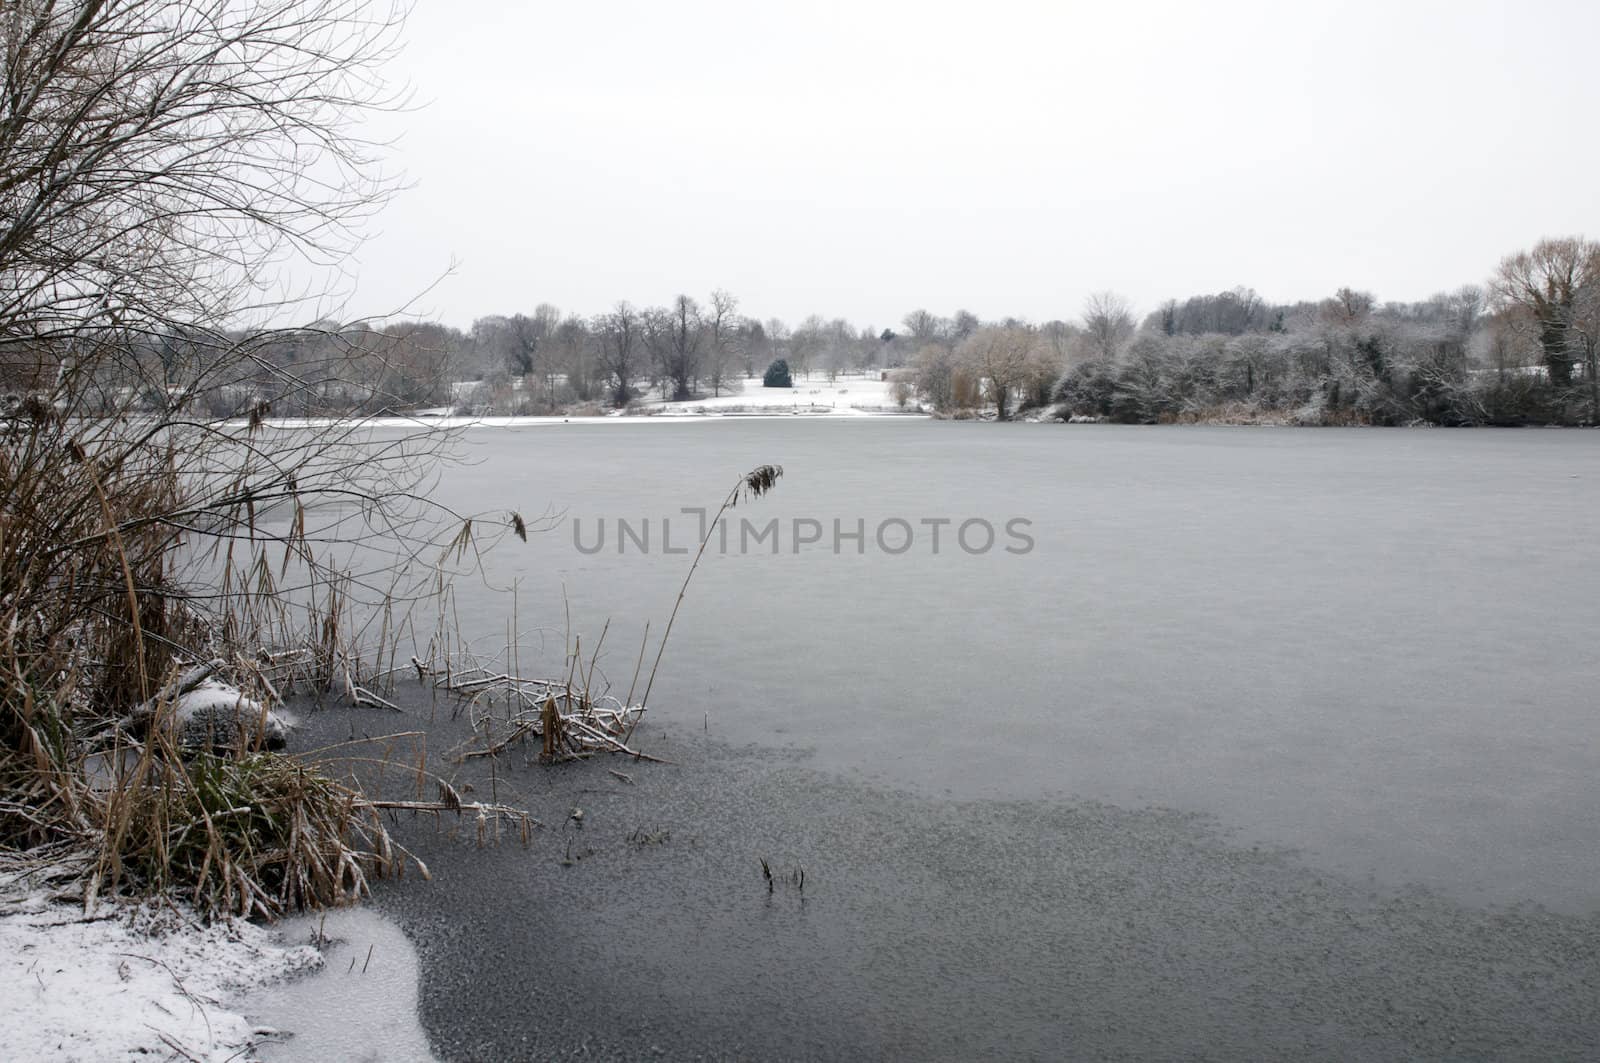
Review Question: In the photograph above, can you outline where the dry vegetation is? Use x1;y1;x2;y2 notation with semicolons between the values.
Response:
0;0;553;919
0;374;552;916
417;465;785;768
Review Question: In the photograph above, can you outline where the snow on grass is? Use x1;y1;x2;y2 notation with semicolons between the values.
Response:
250;373;923;429
0;895;321;1062
638;372;914;417
172;680;291;750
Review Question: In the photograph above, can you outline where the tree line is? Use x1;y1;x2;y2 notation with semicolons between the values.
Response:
904;238;1598;426
11;237;1594;427
1045;240;1599;426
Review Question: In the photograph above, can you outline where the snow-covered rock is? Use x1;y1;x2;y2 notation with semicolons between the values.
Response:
170;680;289;752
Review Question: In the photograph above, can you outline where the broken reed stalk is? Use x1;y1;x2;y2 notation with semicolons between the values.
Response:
410;651;664;764
626;464;783;742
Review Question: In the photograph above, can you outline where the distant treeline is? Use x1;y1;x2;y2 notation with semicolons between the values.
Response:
11;237;1593;426
14;293;898;418
916;237;1597;427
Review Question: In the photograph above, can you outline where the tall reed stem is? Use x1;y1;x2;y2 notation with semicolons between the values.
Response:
625;465;781;742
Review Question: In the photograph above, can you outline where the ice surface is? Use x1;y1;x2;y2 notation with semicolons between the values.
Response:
354;419;1600;911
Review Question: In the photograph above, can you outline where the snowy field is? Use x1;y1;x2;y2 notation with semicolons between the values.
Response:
253;372;922;430
633;372;914;417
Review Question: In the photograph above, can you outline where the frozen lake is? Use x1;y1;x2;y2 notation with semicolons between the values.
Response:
377;420;1600;912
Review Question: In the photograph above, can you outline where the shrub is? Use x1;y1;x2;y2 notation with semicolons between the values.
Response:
763;359;793;388
1053;360;1118;418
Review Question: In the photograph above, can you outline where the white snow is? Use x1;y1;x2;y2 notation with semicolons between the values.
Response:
0;895;321;1062
175;679;266;719
636;372;915;417
249;908;438;1062
250;372;924;429
168;679;291;749
0;891;436;1063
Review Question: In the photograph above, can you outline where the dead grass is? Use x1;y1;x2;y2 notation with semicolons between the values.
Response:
0;374;539;920
2;355;781;923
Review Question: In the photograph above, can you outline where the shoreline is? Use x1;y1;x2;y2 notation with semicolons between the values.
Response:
0;895;320;1062
248;408;928;430
234;411;1600;430
0;885;435;1063
293;704;1600;1061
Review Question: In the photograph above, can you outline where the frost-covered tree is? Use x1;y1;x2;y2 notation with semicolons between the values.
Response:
1081;291;1136;361
956;325;1047;420
1491;237;1600;393
1146;287;1266;336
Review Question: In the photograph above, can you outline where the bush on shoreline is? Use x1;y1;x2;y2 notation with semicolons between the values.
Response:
0;0;538;920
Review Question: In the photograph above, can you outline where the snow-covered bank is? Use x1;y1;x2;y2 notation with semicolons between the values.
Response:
250;908;437;1062
0;896;319;1062
0;892;436;1062
247;374;926;430
637;373;913;416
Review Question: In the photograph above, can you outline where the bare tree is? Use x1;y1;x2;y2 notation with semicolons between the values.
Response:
1151;299;1180;336
552;314;597;401
0;1;556;909
647;295;702;401
901;309;946;346
1572;271;1600;422
789;314;826;380
704;289;739;396
595;300;641;406
372;321;458;408
821;317;854;381
1445;285;1484;338
912;342;961;413
1081;291;1136;361
471;306;556;381
762;317;790;377
0;0;406;354
518;305;561;379
1040;319;1080;366
957;325;1046;420
950;309;981;346
1321;287;1376;327
736;317;769;377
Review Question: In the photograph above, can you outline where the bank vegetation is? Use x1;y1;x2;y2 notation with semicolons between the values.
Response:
0;0;541;920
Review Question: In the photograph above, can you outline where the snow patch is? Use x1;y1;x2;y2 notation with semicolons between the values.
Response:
172;680;289;750
249;908;438;1062
0;897;321;1062
248;373;925;428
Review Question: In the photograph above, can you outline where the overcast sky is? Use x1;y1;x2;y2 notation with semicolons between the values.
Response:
336;0;1600;330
